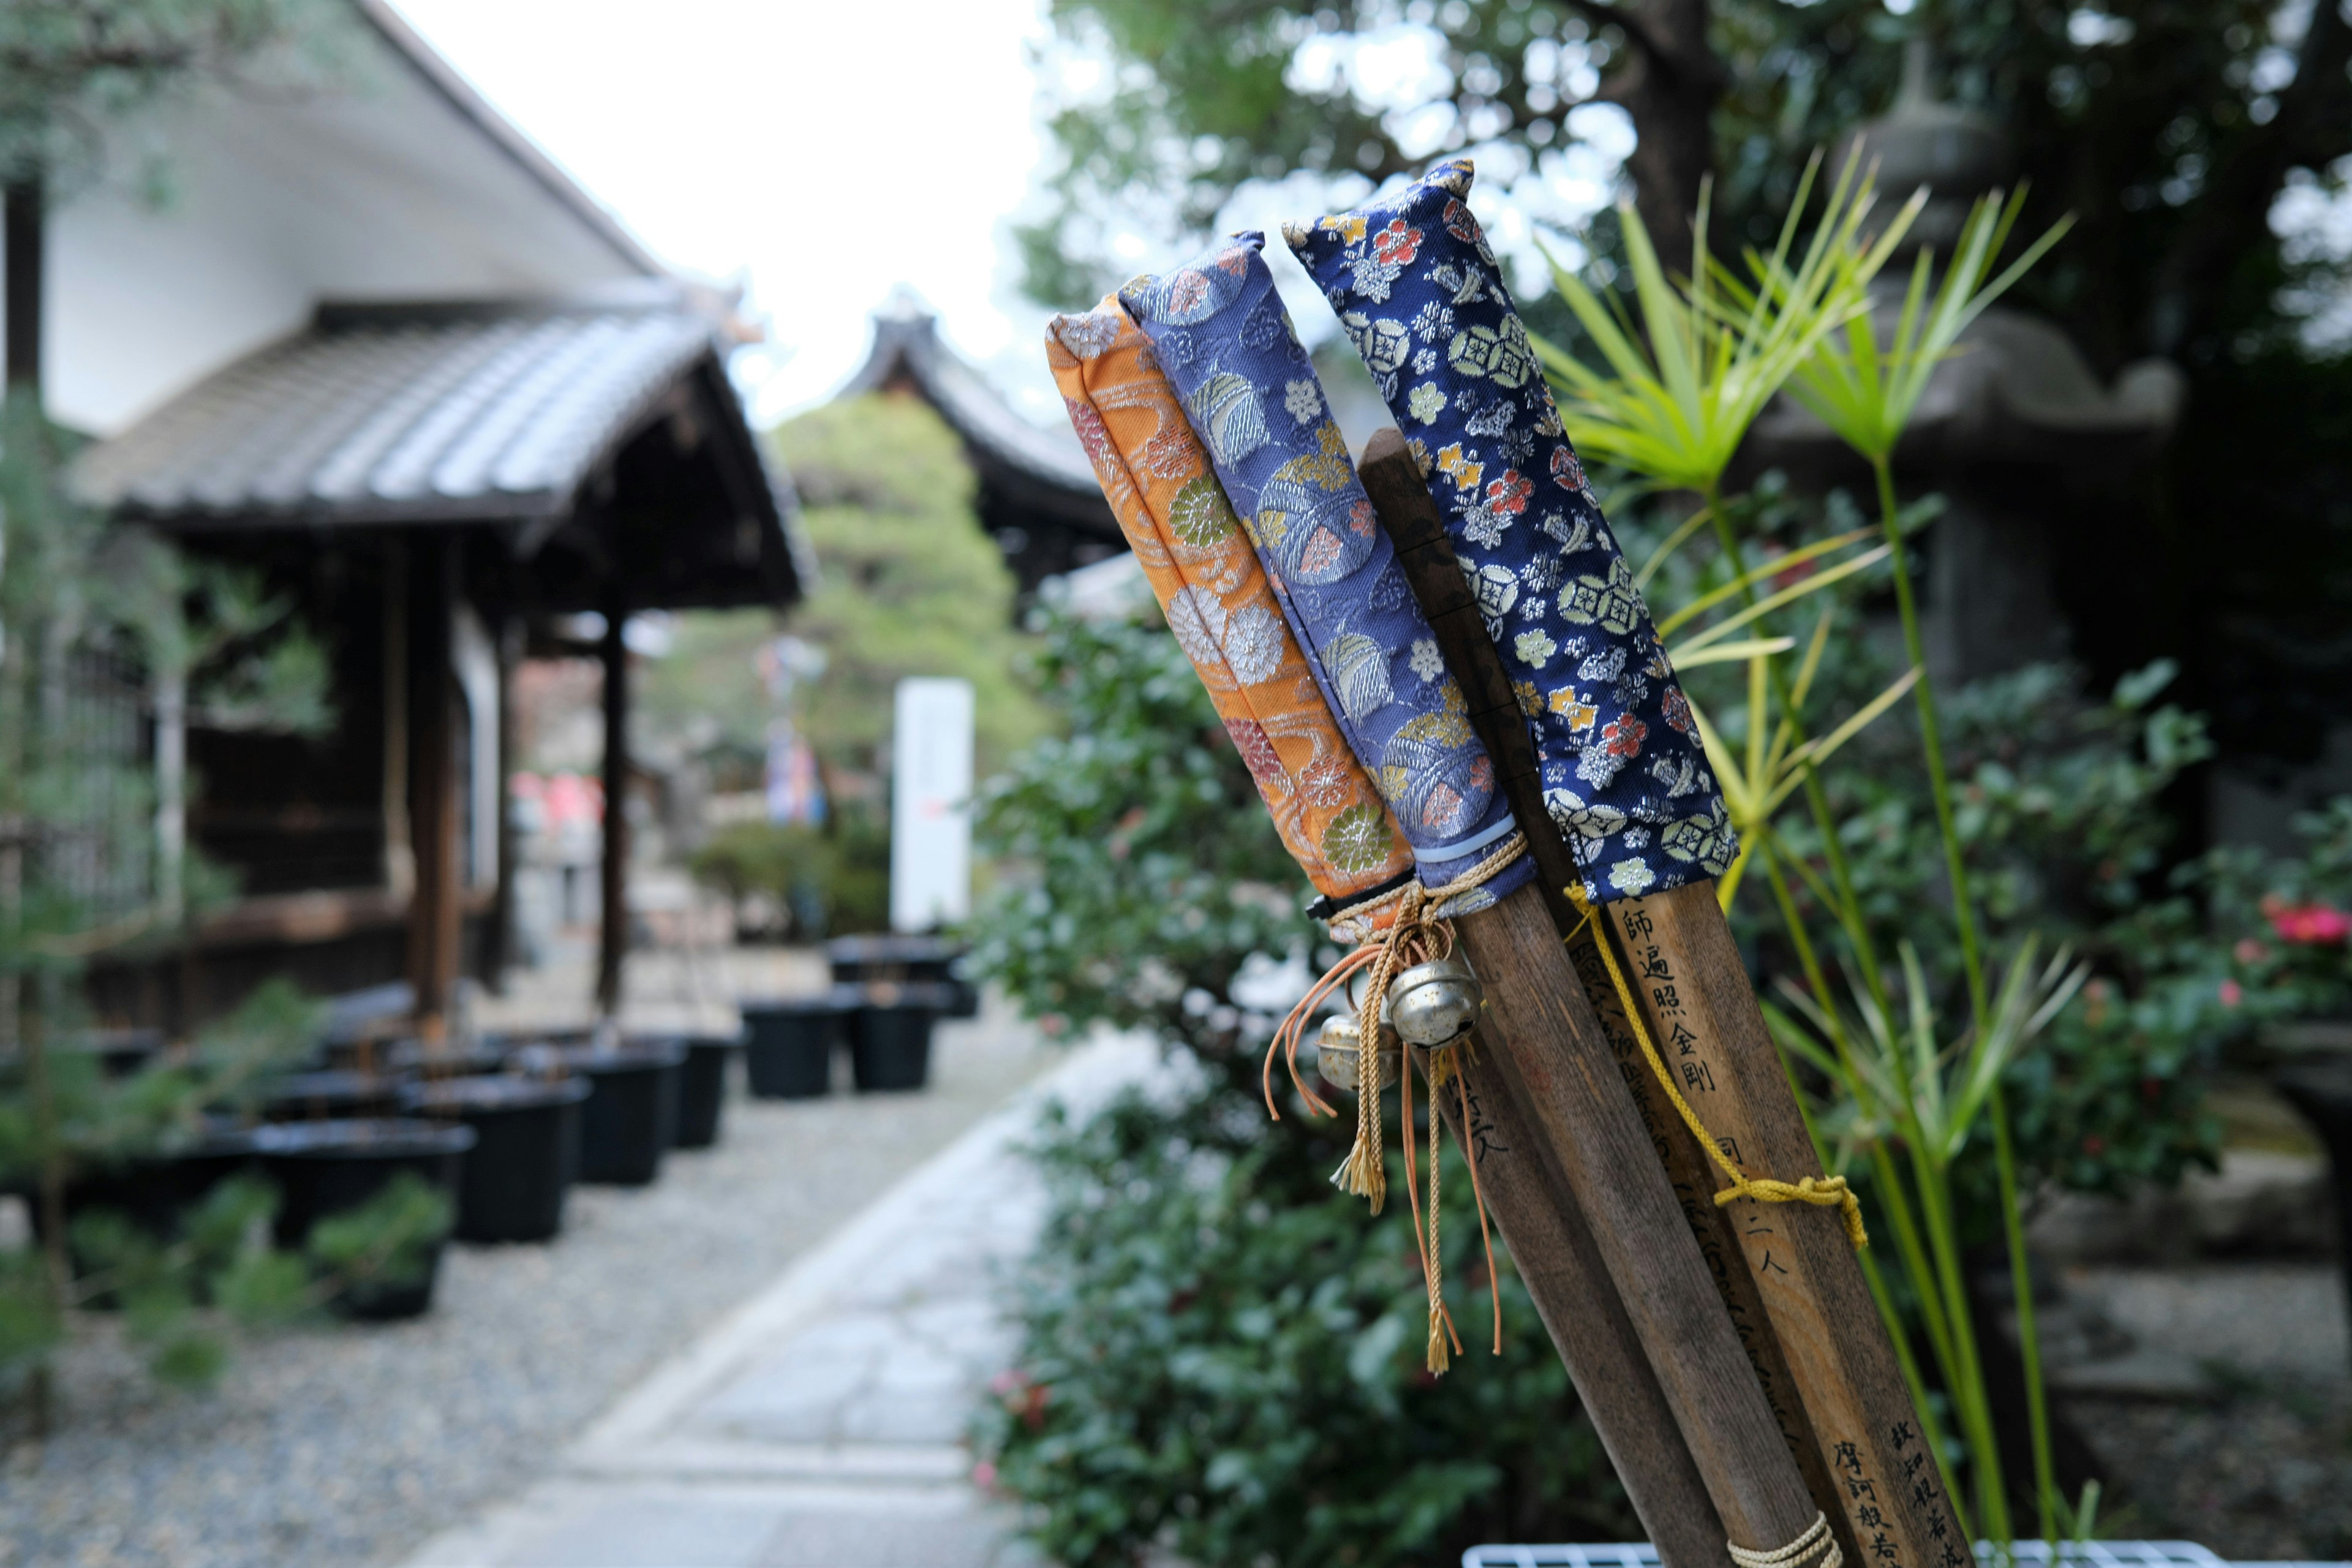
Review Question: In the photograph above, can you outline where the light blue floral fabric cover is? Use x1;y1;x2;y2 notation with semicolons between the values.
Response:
1284;159;1735;903
1119;236;1534;914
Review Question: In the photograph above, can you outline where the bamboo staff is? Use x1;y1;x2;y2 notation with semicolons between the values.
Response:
1360;428;1967;1568
1046;300;1734;1564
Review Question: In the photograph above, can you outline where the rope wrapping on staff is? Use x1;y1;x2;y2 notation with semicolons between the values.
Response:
1565;884;1869;1250
1730;1511;1842;1568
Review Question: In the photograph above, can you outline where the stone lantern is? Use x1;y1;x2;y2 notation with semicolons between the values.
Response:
1744;44;2186;685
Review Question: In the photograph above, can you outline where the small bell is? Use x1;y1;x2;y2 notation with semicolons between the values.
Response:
1385;956;1483;1049
1316;1014;1401;1093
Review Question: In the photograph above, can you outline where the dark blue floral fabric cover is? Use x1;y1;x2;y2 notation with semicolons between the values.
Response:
1120;236;1534;914
1284;159;1735;902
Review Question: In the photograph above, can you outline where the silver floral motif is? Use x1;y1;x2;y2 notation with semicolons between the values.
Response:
1164;586;1227;674
1222;602;1285;685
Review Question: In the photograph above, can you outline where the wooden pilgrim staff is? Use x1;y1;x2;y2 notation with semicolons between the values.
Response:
1362;428;1858;1568
1291;160;1970;1568
1119;246;1831;1566
1046;299;1732;1568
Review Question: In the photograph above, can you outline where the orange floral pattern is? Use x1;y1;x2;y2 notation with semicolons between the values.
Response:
1047;299;1412;901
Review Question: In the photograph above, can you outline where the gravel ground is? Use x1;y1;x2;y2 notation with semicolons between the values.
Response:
2061;1263;2352;1560
0;951;1057;1568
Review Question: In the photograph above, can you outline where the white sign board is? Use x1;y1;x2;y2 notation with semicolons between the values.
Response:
889;677;974;933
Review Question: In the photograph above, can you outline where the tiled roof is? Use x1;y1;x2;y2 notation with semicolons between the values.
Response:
842;306;1117;538
74;301;723;527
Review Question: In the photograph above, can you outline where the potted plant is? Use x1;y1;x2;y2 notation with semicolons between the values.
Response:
670;1031;739;1148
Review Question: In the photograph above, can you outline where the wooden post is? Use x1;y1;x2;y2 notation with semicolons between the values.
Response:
407;535;463;1037
596;584;628;1018
481;613;519;992
5;176;42;393
1425;1039;1730;1568
1360;429;1966;1568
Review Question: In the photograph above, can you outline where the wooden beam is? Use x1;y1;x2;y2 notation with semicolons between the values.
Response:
596;582;628;1017
482;612;519;991
407;536;464;1036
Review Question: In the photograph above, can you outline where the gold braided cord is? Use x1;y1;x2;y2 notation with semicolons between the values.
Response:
1327;832;1529;1213
1730;1512;1842;1568
1564;884;1869;1250
1265;832;1529;1374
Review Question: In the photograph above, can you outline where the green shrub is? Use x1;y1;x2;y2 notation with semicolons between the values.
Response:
686;810;891;938
976;1071;1635;1568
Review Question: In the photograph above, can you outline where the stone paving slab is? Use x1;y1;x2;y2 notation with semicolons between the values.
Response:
404;1030;1163;1568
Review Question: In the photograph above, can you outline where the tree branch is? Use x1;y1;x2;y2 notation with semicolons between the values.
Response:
2148;0;2352;354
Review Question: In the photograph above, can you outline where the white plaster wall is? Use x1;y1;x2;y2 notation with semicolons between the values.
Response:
32;24;654;437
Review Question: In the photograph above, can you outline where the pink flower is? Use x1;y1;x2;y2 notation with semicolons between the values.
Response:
1372;219;1423;266
2219;979;2244;1008
2266;902;2352;946
971;1460;998;1490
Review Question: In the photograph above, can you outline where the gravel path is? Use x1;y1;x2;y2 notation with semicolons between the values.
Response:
0;957;1057;1568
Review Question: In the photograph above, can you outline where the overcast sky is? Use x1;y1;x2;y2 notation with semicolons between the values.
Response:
390;0;1063;424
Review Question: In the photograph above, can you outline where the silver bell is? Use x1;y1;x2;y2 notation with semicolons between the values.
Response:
1385;956;1483;1048
1316;1014;1401;1093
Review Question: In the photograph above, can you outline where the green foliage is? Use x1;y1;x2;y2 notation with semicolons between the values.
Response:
1831;662;2230;1205
687;815;892;939
306;1172;451;1297
66;1172;297;1388
0;0;355;193
968;602;1313;1053
635;608;782;789
2211;797;2352;1022
768;395;1049;783
976;1079;1635;1568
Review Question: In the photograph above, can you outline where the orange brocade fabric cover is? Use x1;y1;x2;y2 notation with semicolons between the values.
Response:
1047;298;1413;902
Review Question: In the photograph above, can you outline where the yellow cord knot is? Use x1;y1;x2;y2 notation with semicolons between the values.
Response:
1714;1174;1869;1250
1562;882;1868;1253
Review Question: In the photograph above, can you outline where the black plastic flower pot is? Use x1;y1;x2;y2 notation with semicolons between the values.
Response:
671;1035;737;1149
741;996;851;1099
405;1076;589;1243
30;1124;262;1297
824;933;963;984
256;1069;413;1124
545;1041;685;1186
254;1118;473;1320
848;982;948;1093
380;1036;513;1081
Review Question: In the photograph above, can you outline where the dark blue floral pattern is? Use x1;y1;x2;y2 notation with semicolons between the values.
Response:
1120;237;1534;914
1284;159;1735;902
